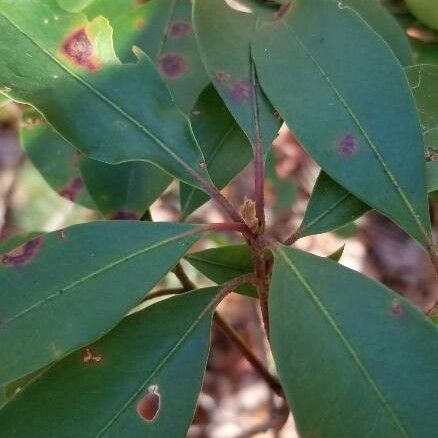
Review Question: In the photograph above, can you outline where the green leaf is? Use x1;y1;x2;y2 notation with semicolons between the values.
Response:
0;288;218;437
21;112;96;210
406;64;438;151
252;0;431;247
340;0;413;66
185;245;256;296
296;160;438;238
270;245;438;437
296;62;438;238
327;244;345;262
0;1;209;188
180;85;253;218
427;160;438;193
295;171;371;239
0;91;9;106
0;221;201;385
85;0;209;113
22;110;171;217
57;0;94;13
0;232;43;254
193;0;280;155
80;158;172;219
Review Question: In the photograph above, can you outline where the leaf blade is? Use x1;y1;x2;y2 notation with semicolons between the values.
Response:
0;221;201;385
270;245;438;437
252;0;431;246
0;288;217;437
0;1;208;188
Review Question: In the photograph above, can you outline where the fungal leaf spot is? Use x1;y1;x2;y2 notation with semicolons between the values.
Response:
275;2;292;21
82;348;102;364
61;28;100;71
137;385;161;422
391;299;404;317
158;53;187;79
110;210;140;220
230;79;251;103
169;21;191;38
215;70;230;82
2;236;44;267
338;134;357;156
58;177;84;201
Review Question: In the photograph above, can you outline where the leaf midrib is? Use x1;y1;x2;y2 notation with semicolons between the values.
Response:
186;254;252;274
94;289;218;436
0;12;201;184
181;121;238;217
298;191;357;236
280;20;429;244
4;229;198;326
275;246;409;437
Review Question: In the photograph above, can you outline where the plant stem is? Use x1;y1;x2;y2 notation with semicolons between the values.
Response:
284;231;299;246
250;61;265;231
214;311;283;397
172;262;196;291
200;222;250;234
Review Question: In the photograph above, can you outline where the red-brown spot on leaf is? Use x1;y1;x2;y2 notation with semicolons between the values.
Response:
83;348;102;364
338;134;357;156
61;28;100;72
134;18;146;30
2;236;44;267
169;21;191;38
275;2;292;20
158;53;187;79
110;210;140;220
137;385;160;422
215;70;230;82
230;79;251;103
58;177;84;201
391;299;404;317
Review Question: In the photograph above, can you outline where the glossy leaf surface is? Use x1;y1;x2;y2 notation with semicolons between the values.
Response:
57;0;94;13
180;85;252;218
270;245;438;437
406;64;438;151
0;0;208;188
252;0;431;246
186;245;255;296
21;112;96;210
80;158;172;219
194;0;280;155
85;0;209;113
0;221;201;385
0;288;217;437
341;0;413;66
297;161;438;238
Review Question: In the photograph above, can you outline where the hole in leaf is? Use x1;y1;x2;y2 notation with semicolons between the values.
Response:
137;385;161;422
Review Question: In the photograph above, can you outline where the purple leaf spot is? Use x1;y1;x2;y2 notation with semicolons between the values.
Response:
158;53;188;79
169;21;191;38
230;79;251;103
391;299;404;317
58;176;84;201
2;236;44;267
61;28;100;71
110;210;140;220
338;134;357;156
275;2;292;20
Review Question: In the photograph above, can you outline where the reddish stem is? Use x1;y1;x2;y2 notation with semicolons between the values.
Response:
250;62;265;231
200;222;252;234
